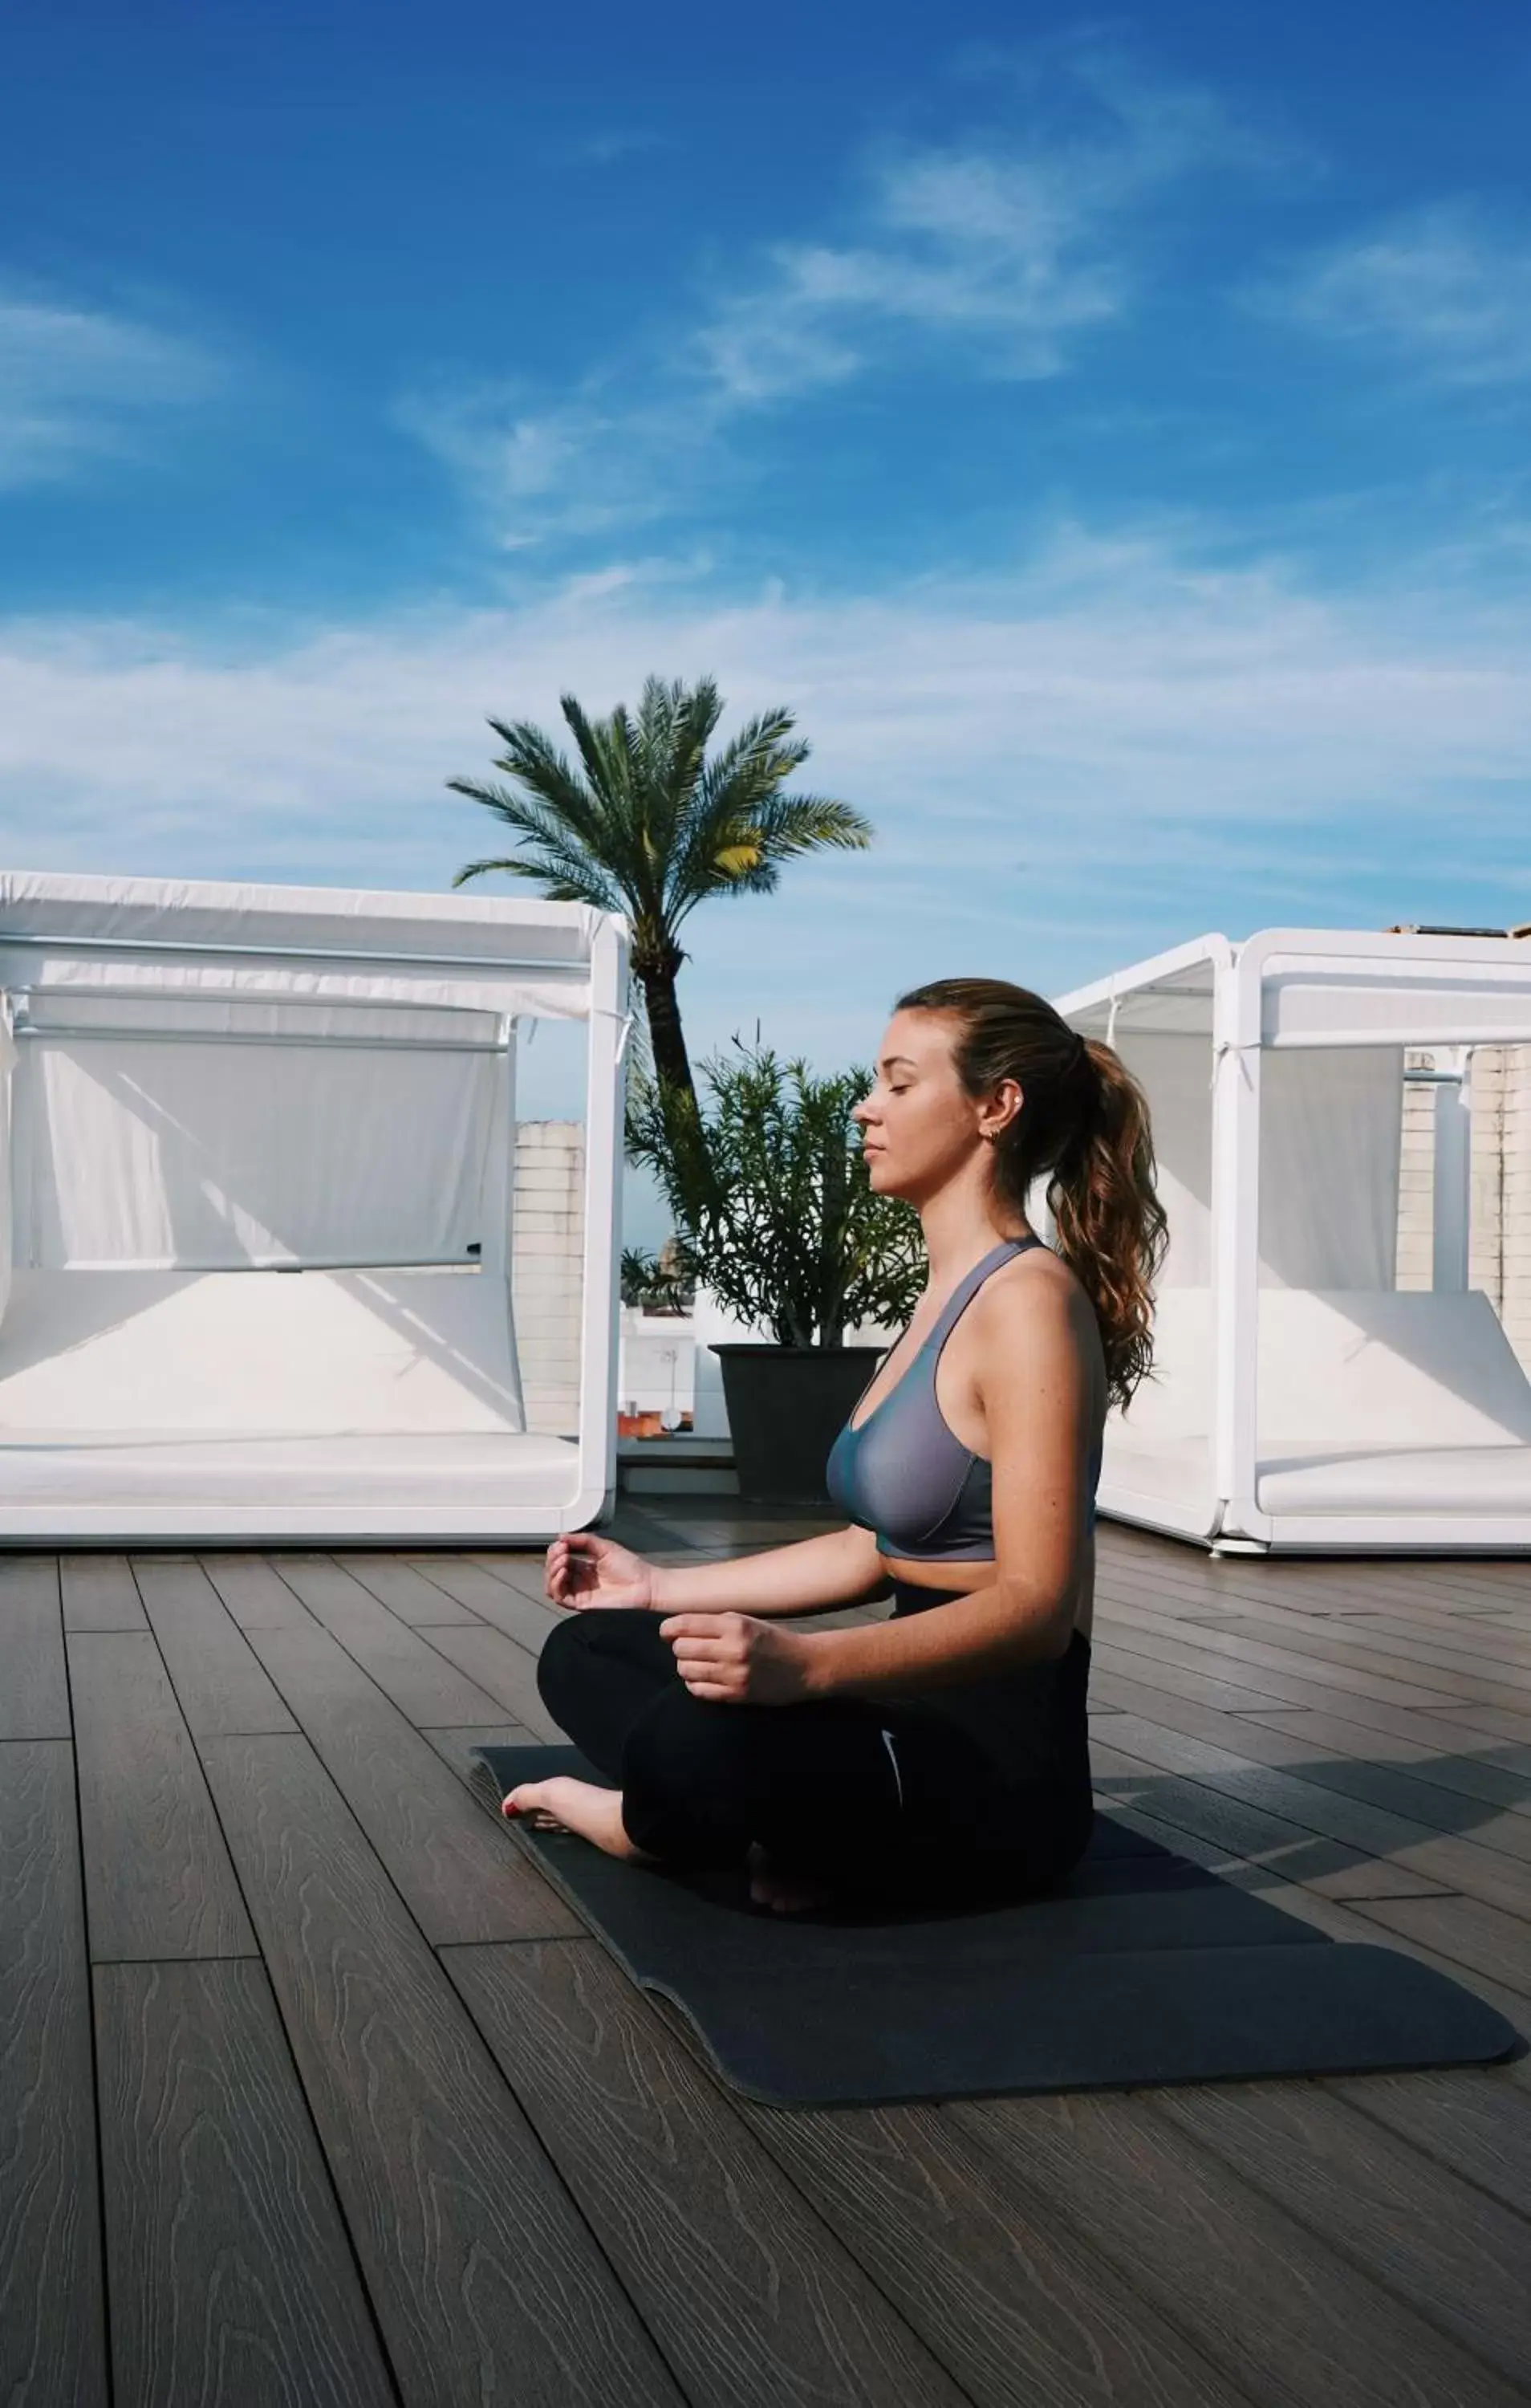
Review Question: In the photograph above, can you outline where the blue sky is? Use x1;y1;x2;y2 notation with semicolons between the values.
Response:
3;2;1530;1241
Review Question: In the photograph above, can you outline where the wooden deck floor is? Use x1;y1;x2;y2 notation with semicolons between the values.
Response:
5;1510;1531;2407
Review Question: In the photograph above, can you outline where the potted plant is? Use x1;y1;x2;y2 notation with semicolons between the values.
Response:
626;1038;925;1501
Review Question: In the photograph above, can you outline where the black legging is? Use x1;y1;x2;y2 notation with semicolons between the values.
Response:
535;1584;1094;1904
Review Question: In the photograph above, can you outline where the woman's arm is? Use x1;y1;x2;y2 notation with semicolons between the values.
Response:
801;1267;1098;1700
654;1521;893;1618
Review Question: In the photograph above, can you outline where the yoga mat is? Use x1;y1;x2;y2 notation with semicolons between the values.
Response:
473;1743;1518;2106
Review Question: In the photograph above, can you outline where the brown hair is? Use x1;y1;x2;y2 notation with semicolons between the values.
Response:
895;977;1167;1409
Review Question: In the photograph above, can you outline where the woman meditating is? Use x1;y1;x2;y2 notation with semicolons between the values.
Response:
505;977;1164;1913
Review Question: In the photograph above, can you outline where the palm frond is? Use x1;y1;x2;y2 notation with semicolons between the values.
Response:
452;678;873;997
754;791;875;854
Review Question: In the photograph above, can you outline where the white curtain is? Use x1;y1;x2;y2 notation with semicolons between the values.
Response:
1258;1047;1403;1291
15;1004;506;1269
0;998;14;1326
1115;1033;1213;1287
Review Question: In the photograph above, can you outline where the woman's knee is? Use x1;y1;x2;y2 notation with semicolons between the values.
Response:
536;1605;679;1726
534;1610;595;1716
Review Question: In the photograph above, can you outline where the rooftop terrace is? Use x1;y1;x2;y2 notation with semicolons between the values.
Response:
5;1509;1531;2406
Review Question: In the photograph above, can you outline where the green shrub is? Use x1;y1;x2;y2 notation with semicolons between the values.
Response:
626;1038;925;1347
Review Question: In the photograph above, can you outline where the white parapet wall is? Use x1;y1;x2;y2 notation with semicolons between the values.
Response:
617;1306;695;1420
511;1120;585;1438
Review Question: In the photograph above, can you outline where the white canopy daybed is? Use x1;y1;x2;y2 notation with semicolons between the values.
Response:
1053;928;1531;1553
0;869;630;1544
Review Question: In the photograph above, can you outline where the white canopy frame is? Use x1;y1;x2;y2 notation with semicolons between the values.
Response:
0;869;631;1544
1055;928;1531;1554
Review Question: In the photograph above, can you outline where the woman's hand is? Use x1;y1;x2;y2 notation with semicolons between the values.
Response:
544;1532;660;1612
660;1611;818;1705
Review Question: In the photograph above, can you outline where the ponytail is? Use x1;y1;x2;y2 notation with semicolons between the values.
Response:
1047;1039;1166;1409
895;979;1167;1409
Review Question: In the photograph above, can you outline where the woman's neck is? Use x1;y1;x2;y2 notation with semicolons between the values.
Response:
916;1190;1032;1289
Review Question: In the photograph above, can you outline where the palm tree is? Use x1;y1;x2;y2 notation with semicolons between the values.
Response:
449;676;872;1124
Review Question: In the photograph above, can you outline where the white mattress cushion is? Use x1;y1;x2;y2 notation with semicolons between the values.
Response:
1256;1444;1531;1515
1119;1287;1531;1448
0;1267;528;1438
0;1430;579;1506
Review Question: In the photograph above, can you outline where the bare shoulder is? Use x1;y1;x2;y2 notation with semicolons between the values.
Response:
970;1245;1100;1380
981;1243;1089;1328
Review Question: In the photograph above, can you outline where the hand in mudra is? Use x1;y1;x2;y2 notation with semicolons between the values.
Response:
660;1611;815;1706
544;1532;659;1612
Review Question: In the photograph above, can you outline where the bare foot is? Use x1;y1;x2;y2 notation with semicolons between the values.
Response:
503;1776;655;1862
747;1841;835;1916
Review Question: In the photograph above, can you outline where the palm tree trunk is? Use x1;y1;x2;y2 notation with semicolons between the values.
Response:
636;961;696;1101
631;958;720;1216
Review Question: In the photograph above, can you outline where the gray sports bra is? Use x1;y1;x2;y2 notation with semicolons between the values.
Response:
825;1236;1100;1562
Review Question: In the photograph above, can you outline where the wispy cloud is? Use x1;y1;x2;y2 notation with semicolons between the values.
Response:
0;285;225;489
573;130;664;166
394;380;728;546
702;48;1281;403
403;43;1282;538
2;516;1526;1039
1253;202;1531;388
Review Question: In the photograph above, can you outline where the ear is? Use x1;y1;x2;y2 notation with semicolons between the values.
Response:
978;1076;1024;1142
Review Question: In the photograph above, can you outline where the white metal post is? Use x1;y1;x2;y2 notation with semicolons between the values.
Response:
1432;1051;1472;1294
571;916;630;1527
1210;948;1265;1540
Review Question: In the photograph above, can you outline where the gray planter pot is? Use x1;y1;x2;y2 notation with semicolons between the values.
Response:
709;1344;884;1504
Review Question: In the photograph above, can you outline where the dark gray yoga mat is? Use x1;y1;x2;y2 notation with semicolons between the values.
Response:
472;1743;1518;2105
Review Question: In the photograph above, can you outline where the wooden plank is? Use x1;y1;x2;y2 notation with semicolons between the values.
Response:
199;1731;682;2408
1092;1672;1531;1870
1095;1708;1531;1918
1145;1599;1531;1743
1347;1892;1531;2001
1196;1610;1531;1703
1325;1562;1531;1617
95;1959;394;2408
67;1632;255;1962
1152;2081;1531;2391
466;1551;560;1604
200;1554;311;1629
1422;1696;1531;1747
1240;1704;1531;1825
413;1621;563;1739
1093;1610;1400;1716
1326;2068;1531;2223
1104;1541;1513;1628
245;1616;579;1944
717;2084;1256;2408
135;1560;298;1738
61;1554;147;1632
271;1555;509;1724
1091;1635;1322;1714
0;1742;108;2408
445;1937;973;2408
1090;1735;1448;1902
1343;1610;1531;1670
1094;1589;1531;1723
331;1552;486;1625
1098;1793;1531;2046
0;1556;68;1738
405;1555;562;1651
956;2089;1529;2408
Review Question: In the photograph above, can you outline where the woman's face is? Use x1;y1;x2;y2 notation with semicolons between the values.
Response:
851;1008;1020;1205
